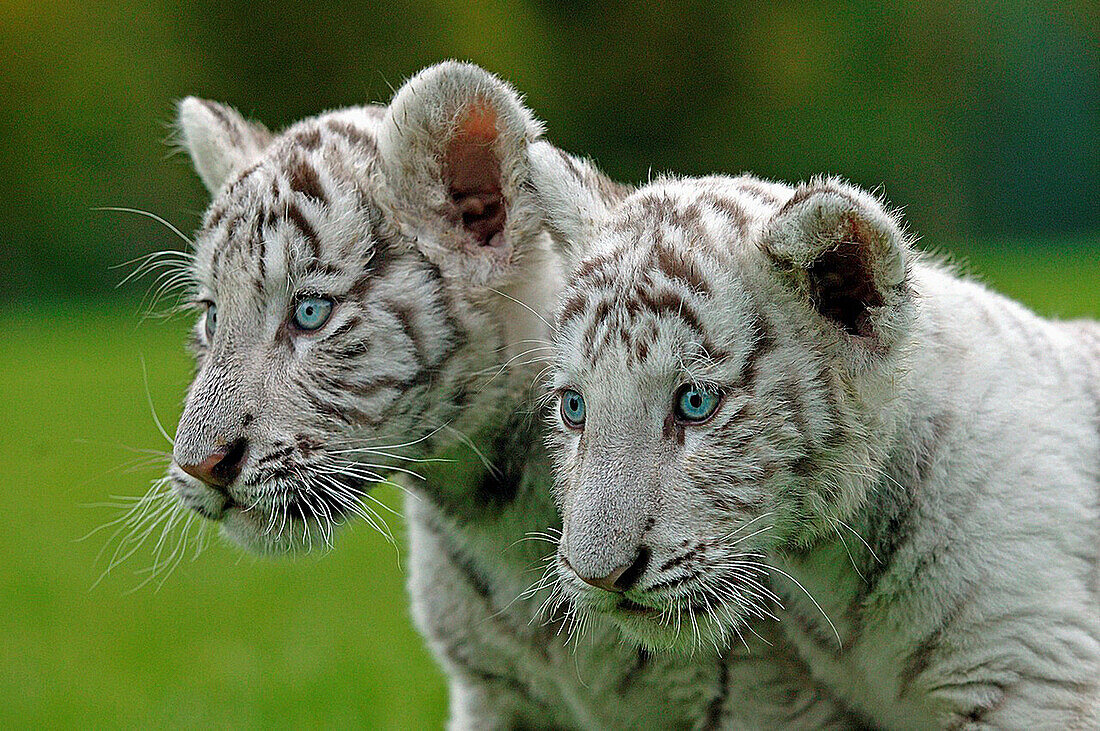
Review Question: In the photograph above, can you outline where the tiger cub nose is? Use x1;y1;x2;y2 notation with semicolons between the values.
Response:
178;438;248;489
574;547;651;593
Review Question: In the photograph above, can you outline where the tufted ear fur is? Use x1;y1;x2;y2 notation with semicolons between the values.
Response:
176;98;272;194
758;178;910;340
377;61;551;284
526;141;630;262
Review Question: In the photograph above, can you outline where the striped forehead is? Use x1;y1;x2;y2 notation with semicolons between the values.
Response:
554;183;776;379
194;117;387;297
610;180;781;251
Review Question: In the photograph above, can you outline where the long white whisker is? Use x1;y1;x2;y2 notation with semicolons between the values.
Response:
765;563;842;648
94;206;193;247
831;515;881;564
487;287;552;330
140;356;174;447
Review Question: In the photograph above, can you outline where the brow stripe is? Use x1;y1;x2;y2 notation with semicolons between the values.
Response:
652;241;710;293
285;201;321;259
388;303;427;367
288;160;326;205
325;315;361;341
325;120;378;153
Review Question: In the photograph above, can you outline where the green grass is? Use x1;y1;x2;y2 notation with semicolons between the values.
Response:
0;245;1096;728
944;241;1100;320
0;310;446;727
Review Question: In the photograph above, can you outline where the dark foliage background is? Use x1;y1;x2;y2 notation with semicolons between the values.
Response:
1;0;1097;302
1;2;1096;727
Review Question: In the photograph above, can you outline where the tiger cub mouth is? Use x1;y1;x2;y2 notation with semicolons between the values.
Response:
169;457;386;554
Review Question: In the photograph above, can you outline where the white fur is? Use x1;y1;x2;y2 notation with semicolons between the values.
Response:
168;63;857;728
538;169;1100;728
177;97;272;193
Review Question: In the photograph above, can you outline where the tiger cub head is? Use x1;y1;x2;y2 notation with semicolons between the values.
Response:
530;163;917;651
168;62;587;554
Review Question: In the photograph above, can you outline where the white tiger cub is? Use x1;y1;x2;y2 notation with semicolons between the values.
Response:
533;164;1100;727
166;62;857;728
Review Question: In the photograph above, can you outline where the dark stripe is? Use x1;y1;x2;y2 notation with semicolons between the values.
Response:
615;647;652;693
429;409;539;521
573;252;619;287
664;201;704;233
897;586;974;698
662;411;685;446
325;120;378;154
700;192;752;236
779;376;812;445
291;434;320;456
733;313;776;391
448;380;472;411
634;286;729;362
811;365;841;442
347;235;399;299
325;315;361;341
211;213;243;278
200;100;240;145
345;374;423;402
734;180;782;205
288;159;326;205
556;291;590;328
580;299;613;359
434;530;493;600
389;303;427;367
254;444;295;467
332;340;369;359
636;287;704;337
659;547;696;573
779;182;848;215
225;162;261;195
302;260;345;277
652;241;710;294
636;194;676;223
700;651;732;730
253;209;268;286
644;569;699;594
556;147;584;181
205;205;226;230
298;382;356;425
946;685;1008;729
857;412;950;606
285;201;321;259
294;128;321;151
473;411;536;509
785;595;843;655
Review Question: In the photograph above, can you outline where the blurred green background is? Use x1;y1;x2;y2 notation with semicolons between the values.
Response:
1;0;1097;727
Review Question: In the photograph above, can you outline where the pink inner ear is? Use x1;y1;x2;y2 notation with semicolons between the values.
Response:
444;103;507;247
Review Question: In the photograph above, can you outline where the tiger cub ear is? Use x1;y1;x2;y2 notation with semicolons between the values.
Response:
176;98;272;194
527;141;630;262
758;178;911;340
377;61;546;280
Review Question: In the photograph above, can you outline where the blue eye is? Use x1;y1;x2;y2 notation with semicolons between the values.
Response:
293;297;334;331
675;385;720;422
204;303;217;339
560;389;586;428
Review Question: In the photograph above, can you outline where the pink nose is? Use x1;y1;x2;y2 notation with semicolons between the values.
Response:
178;439;247;488
571;547;650;593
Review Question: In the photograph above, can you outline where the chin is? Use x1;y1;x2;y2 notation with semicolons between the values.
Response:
578;591;747;655
170;467;348;556
216;506;341;556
